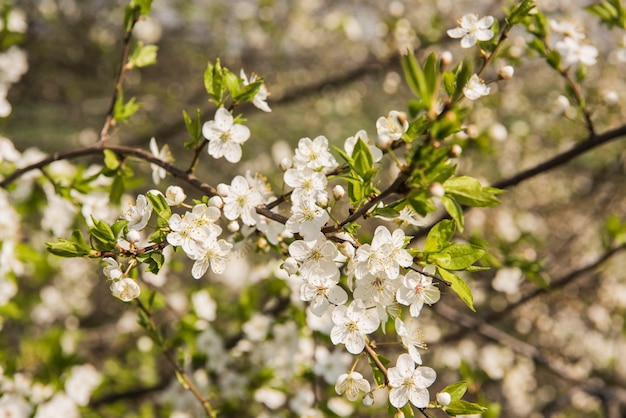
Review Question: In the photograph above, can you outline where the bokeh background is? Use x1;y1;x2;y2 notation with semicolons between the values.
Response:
2;0;626;417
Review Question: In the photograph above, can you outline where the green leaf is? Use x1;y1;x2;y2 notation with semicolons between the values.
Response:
137;251;165;274
204;59;225;105
425;219;455;252
442;381;468;401
444;176;502;207
452;60;473;101
147;191;171;220
585;0;626;29
183;108;203;146
109;173;125;205
113;93;142;123
46;238;90;258
438;268;475;311
433;243;486;270
128;42;158;68
352;137;374;178
401;49;424;99
445;400;488;416
441;195;464;232
233;80;262;103
506;0;536;26
103;149;120;171
443;71;456;97
89;217;117;252
423;52;438;99
133;0;153;15
223;69;242;99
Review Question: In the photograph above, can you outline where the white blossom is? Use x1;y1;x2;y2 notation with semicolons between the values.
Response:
447;14;495;48
376;110;408;147
396;271;441;317
300;274;348;316
335;371;371;401
190;238;233;278
288;234;340;281
149;137;173;184
395;317;427;365
330;300;379;354
110;278;141;302
463;74;490;100
202;107;250;163
387;354;436;408
555;37;598;67
222;175;263;226
124;194;153;231
293;135;338;173
65;364;101;406
344;129;383;163
285;199;329;242
241;69;271;112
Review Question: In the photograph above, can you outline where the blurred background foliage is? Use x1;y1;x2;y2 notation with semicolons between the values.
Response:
2;0;626;417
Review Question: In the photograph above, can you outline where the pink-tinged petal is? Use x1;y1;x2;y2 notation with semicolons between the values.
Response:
389;386;410;408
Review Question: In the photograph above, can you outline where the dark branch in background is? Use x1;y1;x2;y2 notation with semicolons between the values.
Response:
492;123;626;189
439;242;626;345
411;122;626;241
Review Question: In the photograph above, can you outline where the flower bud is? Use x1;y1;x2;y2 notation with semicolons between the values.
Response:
208;196;223;208
165;185;186;206
449;144;462;158
282;257;298;275
437;392;451;406
338;241;355;259
362;393;374;406
316;192;329;208
227;220;240;232
279;157;292;171
393;409;405;418
126;229;141;243
440;50;453;67
333;185;345;201
429;182;445;198
498;65;514;80
216;183;229;197
465;124;478;138
603;90;619;105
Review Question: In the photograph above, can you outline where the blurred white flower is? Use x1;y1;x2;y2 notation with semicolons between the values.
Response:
149;137;173;185
447;14;495;48
240;69;271;112
463;74;490;100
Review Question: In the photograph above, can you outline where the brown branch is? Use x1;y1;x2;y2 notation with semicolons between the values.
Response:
99;13;139;144
0;144;218;197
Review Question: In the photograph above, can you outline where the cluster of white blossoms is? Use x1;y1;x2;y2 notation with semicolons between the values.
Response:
447;14;497;102
0;364;101;418
0;8;28;118
550;19;598;67
167;201;233;278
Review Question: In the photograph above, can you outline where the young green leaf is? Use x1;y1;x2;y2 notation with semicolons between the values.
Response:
438;268;475;311
147;191;171;220
431;243;486;270
442;381;468;401
440;195;464;232
444;176;502;207
425;219;456;252
128;42;158;68
445;400;488;416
